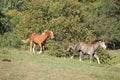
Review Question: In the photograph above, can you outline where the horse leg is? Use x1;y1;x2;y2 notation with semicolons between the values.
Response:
42;45;45;50
79;51;83;62
38;44;43;54
30;41;33;53
71;52;75;59
94;54;100;64
33;43;36;53
89;54;93;63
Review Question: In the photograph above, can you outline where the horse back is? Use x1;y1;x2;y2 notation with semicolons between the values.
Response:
30;33;36;40
30;33;47;44
75;42;93;52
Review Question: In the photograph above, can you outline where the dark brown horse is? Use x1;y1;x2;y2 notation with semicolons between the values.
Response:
22;29;54;54
67;40;106;64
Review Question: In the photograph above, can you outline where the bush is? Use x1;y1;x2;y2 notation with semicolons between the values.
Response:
5;10;21;18
0;32;21;48
0;0;119;61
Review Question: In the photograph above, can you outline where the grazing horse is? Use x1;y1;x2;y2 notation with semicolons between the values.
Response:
22;29;54;54
67;40;106;64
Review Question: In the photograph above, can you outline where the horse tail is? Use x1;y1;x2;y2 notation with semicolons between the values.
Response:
21;38;30;43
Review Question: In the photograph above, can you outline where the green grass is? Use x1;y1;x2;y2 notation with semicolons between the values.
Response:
0;48;120;80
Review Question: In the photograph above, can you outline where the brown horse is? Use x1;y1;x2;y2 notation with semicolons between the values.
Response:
22;29;54;54
67;40;106;64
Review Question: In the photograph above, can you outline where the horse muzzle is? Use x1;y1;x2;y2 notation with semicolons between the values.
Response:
51;35;55;39
103;45;107;49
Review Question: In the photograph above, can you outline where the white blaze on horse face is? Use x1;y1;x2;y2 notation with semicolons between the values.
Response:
50;31;54;39
100;42;106;49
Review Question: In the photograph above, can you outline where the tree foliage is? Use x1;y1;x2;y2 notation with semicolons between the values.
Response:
0;0;120;58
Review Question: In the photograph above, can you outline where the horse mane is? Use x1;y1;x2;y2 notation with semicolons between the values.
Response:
91;39;103;44
42;29;49;35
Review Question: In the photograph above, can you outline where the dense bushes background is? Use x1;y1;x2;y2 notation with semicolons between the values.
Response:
0;0;120;63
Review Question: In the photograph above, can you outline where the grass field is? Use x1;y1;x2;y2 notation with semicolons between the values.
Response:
0;48;120;80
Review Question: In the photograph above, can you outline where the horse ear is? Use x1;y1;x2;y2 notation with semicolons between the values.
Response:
100;39;104;42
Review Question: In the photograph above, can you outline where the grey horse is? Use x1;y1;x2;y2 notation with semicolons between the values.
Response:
67;40;106;64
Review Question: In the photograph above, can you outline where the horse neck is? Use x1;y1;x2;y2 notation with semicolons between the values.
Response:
45;31;52;37
93;42;100;50
42;33;50;40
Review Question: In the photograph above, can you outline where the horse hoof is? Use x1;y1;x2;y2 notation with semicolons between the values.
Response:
98;63;101;64
37;52;41;54
79;60;83;62
37;51;42;54
71;56;73;59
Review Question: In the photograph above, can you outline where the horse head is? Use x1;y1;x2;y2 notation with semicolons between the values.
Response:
44;29;54;39
98;40;107;49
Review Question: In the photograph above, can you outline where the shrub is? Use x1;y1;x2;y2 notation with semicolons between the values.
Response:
0;32;21;48
5;9;21;18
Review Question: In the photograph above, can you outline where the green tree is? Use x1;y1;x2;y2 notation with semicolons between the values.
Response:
0;0;120;57
13;0;94;56
80;0;120;49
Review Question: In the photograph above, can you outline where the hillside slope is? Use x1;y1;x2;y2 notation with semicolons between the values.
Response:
0;48;120;80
